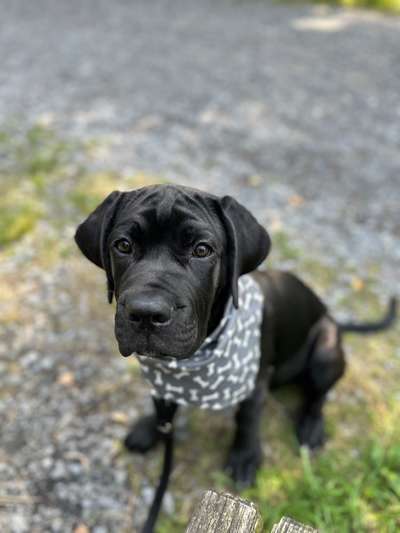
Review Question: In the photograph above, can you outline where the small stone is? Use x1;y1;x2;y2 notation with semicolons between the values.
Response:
288;194;305;207
21;351;38;367
74;524;90;533
42;457;53;469
247;174;262;187
351;277;364;292
93;527;107;533
141;486;155;506
163;492;175;515
50;461;67;480
110;411;129;424
68;462;83;476
10;514;29;532
57;371;75;386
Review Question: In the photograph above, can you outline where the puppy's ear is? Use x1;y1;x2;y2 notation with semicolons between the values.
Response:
218;195;271;308
75;190;124;303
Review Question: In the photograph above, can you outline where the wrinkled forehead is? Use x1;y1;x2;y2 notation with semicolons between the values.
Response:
114;185;224;239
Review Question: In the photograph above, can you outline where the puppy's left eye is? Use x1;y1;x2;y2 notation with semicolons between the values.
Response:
115;239;132;254
193;243;213;258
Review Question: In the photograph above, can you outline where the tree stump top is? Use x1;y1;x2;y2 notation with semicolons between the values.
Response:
185;490;318;533
185;490;262;533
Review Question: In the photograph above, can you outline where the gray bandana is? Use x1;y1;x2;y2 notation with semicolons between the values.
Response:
136;275;264;410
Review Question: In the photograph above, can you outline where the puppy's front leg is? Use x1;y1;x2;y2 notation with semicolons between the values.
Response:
124;397;178;453
225;383;266;488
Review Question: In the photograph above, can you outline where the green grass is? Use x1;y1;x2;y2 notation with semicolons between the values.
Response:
335;0;400;12
275;0;400;13
244;436;400;531
0;124;78;247
0;124;165;251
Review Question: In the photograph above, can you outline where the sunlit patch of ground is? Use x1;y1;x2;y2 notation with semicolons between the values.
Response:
1;125;398;531
285;0;400;14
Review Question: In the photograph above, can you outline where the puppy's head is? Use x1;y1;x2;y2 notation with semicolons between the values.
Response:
75;185;270;359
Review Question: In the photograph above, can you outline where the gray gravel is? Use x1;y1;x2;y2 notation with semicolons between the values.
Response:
1;0;399;531
1;0;399;281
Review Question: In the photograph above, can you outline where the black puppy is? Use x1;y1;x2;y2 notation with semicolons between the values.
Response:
75;184;396;487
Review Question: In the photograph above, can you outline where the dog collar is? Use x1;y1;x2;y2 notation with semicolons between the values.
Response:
136;275;264;410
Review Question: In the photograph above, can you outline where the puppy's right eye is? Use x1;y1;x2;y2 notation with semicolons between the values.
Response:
193;243;213;258
115;239;132;254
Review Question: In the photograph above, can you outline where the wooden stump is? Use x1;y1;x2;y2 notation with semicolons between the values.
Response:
185;490;318;532
185;490;263;533
271;516;318;532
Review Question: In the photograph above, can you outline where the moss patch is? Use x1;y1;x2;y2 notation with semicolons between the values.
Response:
276;0;400;13
0;124;167;254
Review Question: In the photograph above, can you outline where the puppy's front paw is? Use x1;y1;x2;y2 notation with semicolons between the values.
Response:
295;413;325;450
224;445;262;489
124;414;161;454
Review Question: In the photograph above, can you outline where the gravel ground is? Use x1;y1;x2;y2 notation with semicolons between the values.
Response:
0;0;399;531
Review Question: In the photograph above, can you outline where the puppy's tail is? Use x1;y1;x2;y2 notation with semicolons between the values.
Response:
338;296;397;335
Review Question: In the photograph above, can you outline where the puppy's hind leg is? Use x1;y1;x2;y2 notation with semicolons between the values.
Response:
296;317;345;450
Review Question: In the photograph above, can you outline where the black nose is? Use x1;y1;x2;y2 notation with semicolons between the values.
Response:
123;294;172;327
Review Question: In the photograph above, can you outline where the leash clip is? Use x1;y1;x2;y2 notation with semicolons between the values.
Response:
157;421;173;434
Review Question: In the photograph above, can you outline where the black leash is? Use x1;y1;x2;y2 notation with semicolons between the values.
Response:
141;399;177;533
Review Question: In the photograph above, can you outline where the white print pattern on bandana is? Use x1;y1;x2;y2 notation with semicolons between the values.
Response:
136;275;264;410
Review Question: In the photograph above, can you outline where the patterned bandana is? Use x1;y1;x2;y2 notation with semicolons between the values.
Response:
136;275;264;410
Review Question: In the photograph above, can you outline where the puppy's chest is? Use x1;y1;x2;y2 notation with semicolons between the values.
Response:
137;275;264;410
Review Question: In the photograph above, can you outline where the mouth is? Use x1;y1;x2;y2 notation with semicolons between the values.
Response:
115;312;200;360
116;334;194;360
129;350;173;360
118;339;197;361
